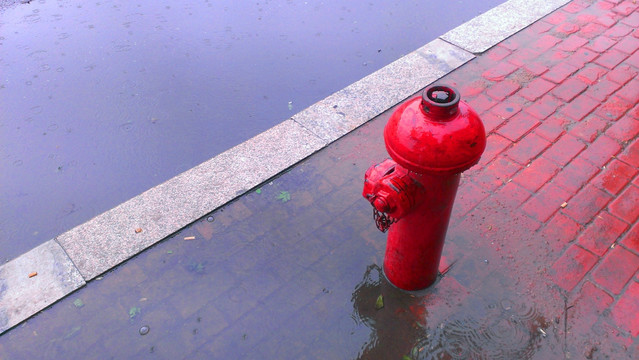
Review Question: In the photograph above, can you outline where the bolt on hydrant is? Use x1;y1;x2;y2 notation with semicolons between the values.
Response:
363;84;486;291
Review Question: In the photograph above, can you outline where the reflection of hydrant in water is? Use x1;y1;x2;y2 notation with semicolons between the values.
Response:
363;85;486;291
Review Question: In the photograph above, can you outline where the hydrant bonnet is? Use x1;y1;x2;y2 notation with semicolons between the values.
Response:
384;85;486;175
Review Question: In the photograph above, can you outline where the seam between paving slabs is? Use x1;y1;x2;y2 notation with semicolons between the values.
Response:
0;0;571;336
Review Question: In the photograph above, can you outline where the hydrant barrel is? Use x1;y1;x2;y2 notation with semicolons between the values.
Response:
363;84;485;291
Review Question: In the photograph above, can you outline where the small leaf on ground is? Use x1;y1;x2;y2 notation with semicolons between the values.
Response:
277;191;291;202
73;299;84;308
255;188;262;194
129;306;140;319
375;294;384;310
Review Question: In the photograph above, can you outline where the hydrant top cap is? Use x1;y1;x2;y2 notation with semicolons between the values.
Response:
384;84;486;175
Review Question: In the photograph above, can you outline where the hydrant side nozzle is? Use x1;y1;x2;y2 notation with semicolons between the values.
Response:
372;196;391;213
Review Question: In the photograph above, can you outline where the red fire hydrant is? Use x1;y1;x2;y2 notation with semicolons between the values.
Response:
363;84;486;291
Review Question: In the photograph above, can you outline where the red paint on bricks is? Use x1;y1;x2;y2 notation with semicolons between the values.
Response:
562;185;613;224
550;244;598;292
592;159;639;195
560;95;600;122
487;79;521;101
608;185;639;224
505;133;551;165
473;156;521;192
576;64;607;84
577;212;629;256
568;115;607;142
482;62;519;82
543;134;586;166
606;64;638;85
543;62;580;83
553;157;600;193
585;35;617;53
621;222;639;254
617;138;639;167
541;213;582;253
595;95;635;121
553;78;589;102
606;116;639;142
585;78;622;101
580;135;621;168
494;181;531;209
518;78;556;101
568;281;614;330
478;134;511;166
525;95;562;120
558;34;589;52
521;183;572;222
611;280;639;337
594;49;630;69
513;157;561;192
496;112;540;142
534;116;568;142
592;246;639;294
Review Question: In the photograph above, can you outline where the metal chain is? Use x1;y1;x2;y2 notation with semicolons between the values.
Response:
373;207;396;233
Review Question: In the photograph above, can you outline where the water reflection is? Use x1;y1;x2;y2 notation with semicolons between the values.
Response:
351;264;425;359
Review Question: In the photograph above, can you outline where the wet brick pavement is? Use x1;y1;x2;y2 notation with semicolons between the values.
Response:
1;0;639;359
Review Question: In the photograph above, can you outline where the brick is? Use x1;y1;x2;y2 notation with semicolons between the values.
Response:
563;185;613;224
481;111;506;134
478;133;511;166
575;13;597;26
535;115;568;142
585;36;618;52
611;280;639;337
569;115;607;142
566;48;599;68
613;36;639;55
616;79;639;102
627;51;639;68
555;22;580;36
506;48;542;67
452;182;489;218
496;112;540;141
494;181;531;208
578;212;629;256
606;65;638;86
576;64;607;85
513;157;561;192
594;49;630;70
491;99;523;120
522;183;572;222
593;246;639;294
568;281;614;330
553;157;600;193
529;21;554;35
595;13;618;28
487;79;521;101
585;78;622;101
517;78;556;101
550;244;598;292
557;34;589;52
606;116;639;142
482;62;519;82
579;22;608;39
542;62;580;83
618;138;639;167
485;45;512;62
543;134;586;166
530;34;562;52
621;222;639;253
544;10;567;25
523;62;548;76
563;2;586;13
596;95;636;121
468;93;497;114
560;95;600;122
505;133;551;164
541;213;582;253
613;0;639;15
604;22;634;40
458;79;491;98
553;78;589;102
580;135;621;167
622;11;639;27
593;159;638;195
524;95;562;120
473;156;521;191
609;185;639;224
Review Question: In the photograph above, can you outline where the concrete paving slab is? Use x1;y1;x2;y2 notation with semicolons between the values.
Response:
0;240;85;333
293;39;474;142
441;0;571;53
57;120;326;280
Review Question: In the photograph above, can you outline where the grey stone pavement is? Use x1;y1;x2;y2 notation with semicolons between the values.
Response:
3;0;639;358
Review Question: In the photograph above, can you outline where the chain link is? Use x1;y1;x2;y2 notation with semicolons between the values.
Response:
373;207;396;233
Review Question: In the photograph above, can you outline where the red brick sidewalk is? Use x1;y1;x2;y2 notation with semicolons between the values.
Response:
440;0;639;354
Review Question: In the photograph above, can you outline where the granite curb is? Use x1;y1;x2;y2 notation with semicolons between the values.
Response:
0;0;571;335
